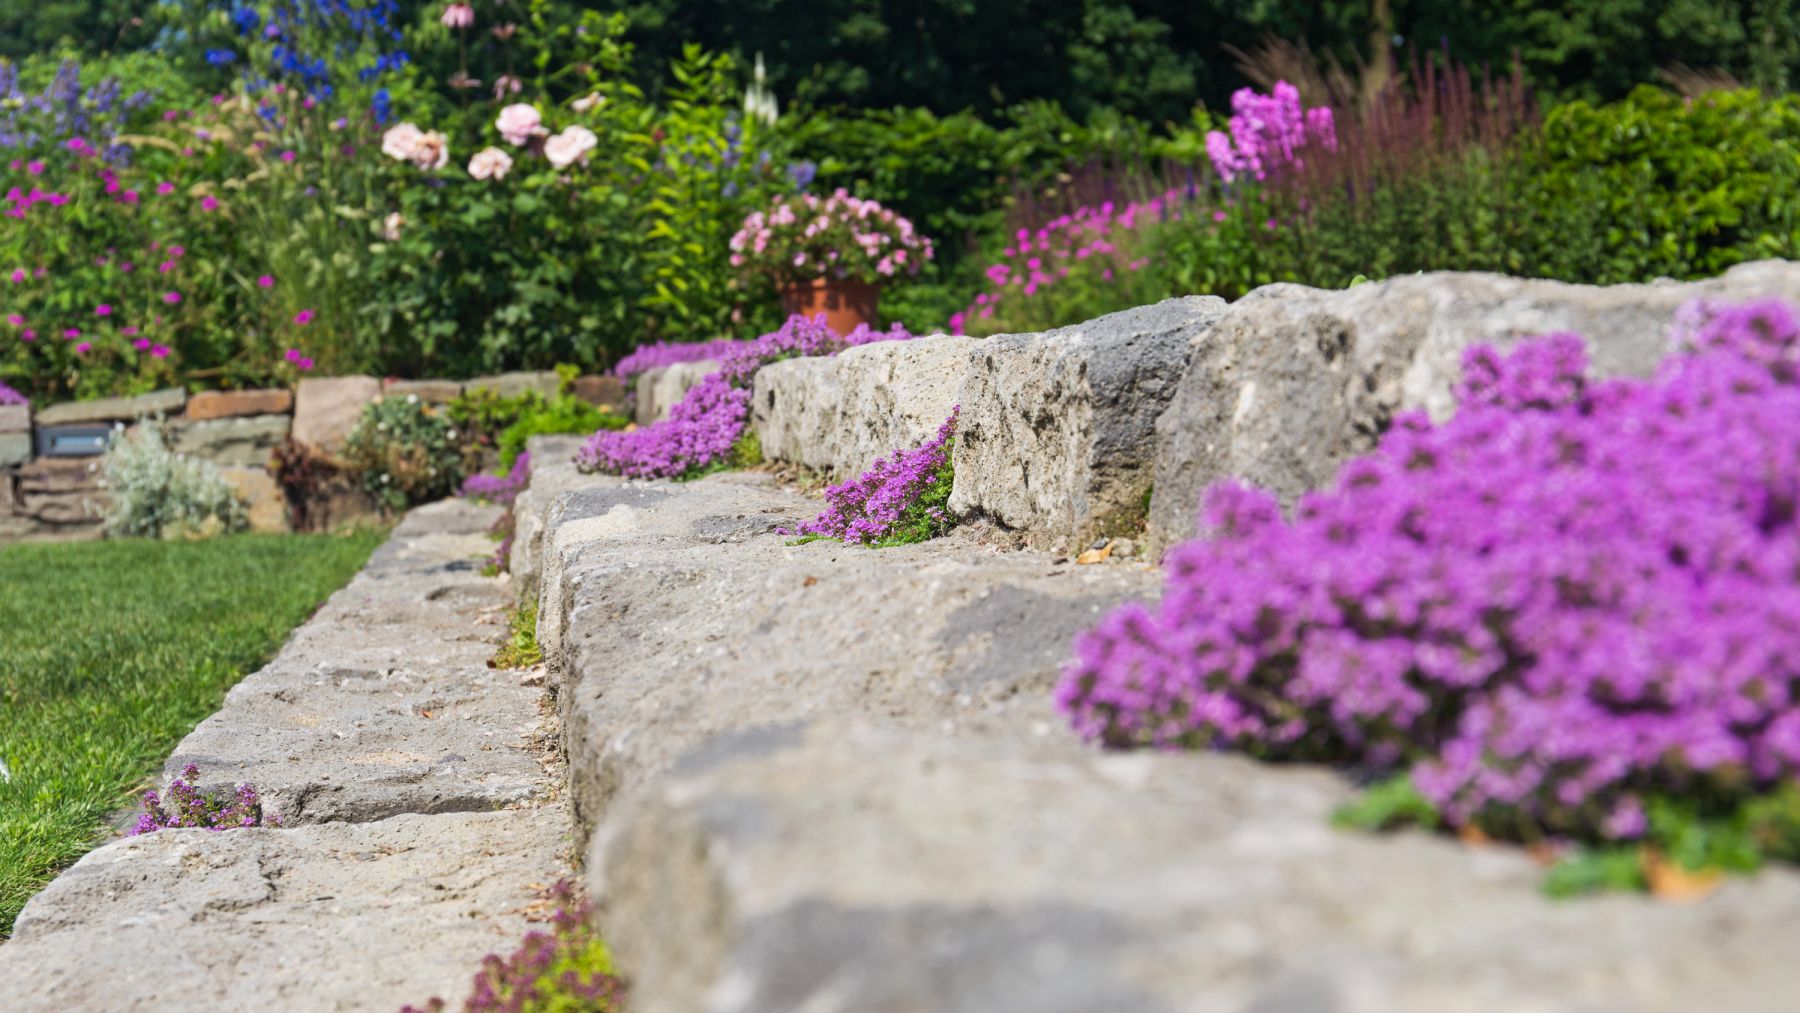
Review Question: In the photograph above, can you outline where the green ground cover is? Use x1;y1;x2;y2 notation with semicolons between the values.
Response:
0;530;384;936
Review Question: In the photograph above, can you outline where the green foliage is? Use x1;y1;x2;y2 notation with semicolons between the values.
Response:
1332;774;1442;833
341;395;472;512
1542;846;1647;898
490;598;543;669
0;529;382;935
497;395;628;470
100;419;248;539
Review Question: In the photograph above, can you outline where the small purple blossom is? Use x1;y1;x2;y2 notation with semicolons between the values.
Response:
791;408;958;545
130;764;272;835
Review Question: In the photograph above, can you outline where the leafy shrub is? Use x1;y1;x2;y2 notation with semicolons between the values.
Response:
341;395;470;512
402;880;624;1013
789;407;958;546
130;763;270;835
576;313;911;479
1058;301;1800;859
496;396;626;471
730;189;934;291
99;418;247;539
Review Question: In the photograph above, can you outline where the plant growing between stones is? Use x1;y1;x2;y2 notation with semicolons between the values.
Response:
401;880;623;1013
130;763;272;834
787;407;958;546
99;417;247;539
1058;300;1800;891
343;394;471;512
490;598;542;670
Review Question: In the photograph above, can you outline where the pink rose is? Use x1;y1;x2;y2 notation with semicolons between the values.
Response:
495;104;543;146
467;147;513;181
542;125;597;169
380;122;425;162
440;3;474;28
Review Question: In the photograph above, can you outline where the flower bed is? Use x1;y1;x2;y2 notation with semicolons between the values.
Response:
1057;300;1800;859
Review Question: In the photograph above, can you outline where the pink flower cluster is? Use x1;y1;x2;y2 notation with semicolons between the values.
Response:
577;314;914;479
609;337;743;382
730;190;934;284
460;450;531;506
130;764;270;835
0;379;27;405
1205;82;1337;184
790;407;958;544
1058;300;1800;844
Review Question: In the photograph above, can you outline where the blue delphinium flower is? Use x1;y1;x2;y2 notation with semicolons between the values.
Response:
205;49;238;66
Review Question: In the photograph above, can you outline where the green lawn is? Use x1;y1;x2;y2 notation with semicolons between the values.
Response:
0;530;385;936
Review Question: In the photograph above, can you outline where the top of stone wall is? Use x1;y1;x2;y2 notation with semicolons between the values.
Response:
35;387;185;425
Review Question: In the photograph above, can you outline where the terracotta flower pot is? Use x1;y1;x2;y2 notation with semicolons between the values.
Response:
780;278;880;337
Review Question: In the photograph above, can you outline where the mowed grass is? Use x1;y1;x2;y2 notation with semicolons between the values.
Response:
0;529;384;936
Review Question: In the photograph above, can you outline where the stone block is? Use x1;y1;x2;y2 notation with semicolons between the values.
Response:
506;434;592;596
947;296;1226;552
16;457;104;524
753;335;977;478
219;466;290;533
34;387;185;425
383;378;464;403
571;373;626;409
634;360;718;425
1148;259;1800;554
184;388;293;420
292;375;380;454
0;403;28;433
0;431;28;467
168;414;291;468
465;370;560;402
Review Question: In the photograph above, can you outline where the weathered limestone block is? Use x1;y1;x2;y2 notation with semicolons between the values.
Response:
597;720;1800;1013
0;402;29;432
168;413;291;468
1148;259;1800;554
572;373;626;409
292;375;380;453
752;335;978;477
35;387;185;425
466;370;560;401
383;377;465;403
0;431;28;467
0;809;567;1012
506;434;591;596
184;388;293;420
16;457;104;524
947;296;1226;552
218;466;289;533
635;360;719;425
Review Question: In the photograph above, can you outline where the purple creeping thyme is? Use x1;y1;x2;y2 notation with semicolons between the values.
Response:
401;880;624;1013
460;451;531;507
1057;300;1800;844
576;314;914;479
130;764;271;834
0;380;26;406
609;337;742;383
790;407;958;545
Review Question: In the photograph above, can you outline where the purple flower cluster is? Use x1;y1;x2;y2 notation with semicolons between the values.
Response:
130;764;269;835
1205;81;1337;184
402;881;624;1013
0;379;26;405
610;337;742;383
576;314;913;479
791;407;958;544
460;450;531;507
1057;301;1800;843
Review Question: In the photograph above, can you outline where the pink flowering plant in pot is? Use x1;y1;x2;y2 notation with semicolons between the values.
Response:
731;189;934;333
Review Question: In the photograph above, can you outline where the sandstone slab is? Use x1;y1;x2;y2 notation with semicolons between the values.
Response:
949;297;1226;552
752;335;977;478
572;374;627;409
635;360;719;425
0;808;568;1012
293;375;381;454
384;378;465;403
185;388;293;420
34;387;185;425
1148;260;1800;553
15;457;103;524
168;413;290;468
466;370;560;402
219;466;290;533
0;402;28;433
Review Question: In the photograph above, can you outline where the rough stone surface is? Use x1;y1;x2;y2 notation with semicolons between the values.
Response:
635;360;719;425
35;387;185;425
572;374;627;409
384;378;465;403
0;431;27;467
185;388;293;420
1149;260;1800;553
0;403;28;433
219;466;290;533
466;370;560;402
507;434;591;596
15;457;104;525
752;335;978;478
168;413;291;468
949;297;1226;552
0;809;567;1012
293;375;381;454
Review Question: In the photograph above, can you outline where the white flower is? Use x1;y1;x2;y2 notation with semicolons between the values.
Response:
380;122;425;162
408;129;449;171
382;212;405;241
571;92;605;113
543;125;597;169
495;103;544;146
467;146;513;181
